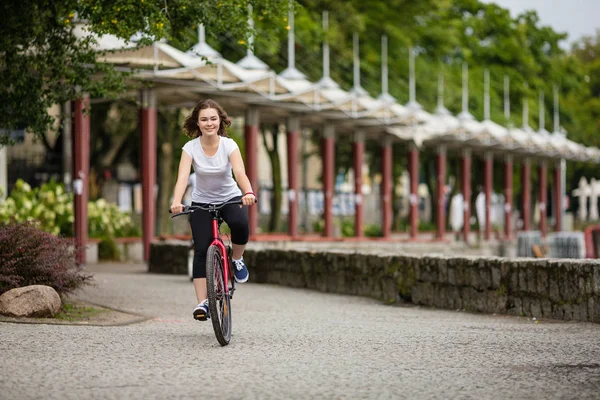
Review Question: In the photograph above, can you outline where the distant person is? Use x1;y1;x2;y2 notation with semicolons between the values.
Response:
170;99;256;321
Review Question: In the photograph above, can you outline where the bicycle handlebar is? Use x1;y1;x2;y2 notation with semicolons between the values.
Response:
170;198;254;218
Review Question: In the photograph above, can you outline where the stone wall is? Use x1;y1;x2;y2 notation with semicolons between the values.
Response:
149;241;190;275
242;250;600;323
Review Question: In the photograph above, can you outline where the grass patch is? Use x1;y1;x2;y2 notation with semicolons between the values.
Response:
54;302;107;321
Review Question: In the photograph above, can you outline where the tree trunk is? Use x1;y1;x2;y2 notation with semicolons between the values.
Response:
262;124;282;232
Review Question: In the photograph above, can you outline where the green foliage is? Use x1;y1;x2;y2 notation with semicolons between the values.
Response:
98;237;120;261
0;179;140;239
0;222;92;296
340;218;355;238
87;198;140;239
311;219;381;237
0;179;73;236
0;0;290;145
312;218;324;234
364;224;382;238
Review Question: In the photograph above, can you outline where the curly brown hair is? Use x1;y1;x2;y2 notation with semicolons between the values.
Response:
183;99;232;138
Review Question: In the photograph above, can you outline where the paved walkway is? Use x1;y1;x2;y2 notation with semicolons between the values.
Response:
1;262;599;399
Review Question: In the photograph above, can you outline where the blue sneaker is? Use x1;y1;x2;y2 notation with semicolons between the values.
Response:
232;258;249;283
193;299;209;321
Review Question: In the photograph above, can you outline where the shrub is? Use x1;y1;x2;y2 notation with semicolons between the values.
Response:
0;179;140;239
98;237;120;261
0;179;73;236
340;218;355;237
88;198;140;239
364;224;382;237
0;223;92;296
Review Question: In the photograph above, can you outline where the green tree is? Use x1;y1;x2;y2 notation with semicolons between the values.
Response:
0;0;289;145
564;30;600;195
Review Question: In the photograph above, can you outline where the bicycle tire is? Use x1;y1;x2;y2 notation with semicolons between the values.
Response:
206;245;232;346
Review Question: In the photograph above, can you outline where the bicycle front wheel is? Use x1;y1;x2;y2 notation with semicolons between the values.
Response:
206;245;232;346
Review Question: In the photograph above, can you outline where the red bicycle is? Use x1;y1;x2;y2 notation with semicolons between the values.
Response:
171;199;243;346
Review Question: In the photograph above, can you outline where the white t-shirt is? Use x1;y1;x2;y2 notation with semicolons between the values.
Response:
182;137;242;203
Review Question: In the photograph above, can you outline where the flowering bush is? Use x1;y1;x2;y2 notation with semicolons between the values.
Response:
0;179;73;236
88;198;139;239
0;179;140;239
0;222;92;296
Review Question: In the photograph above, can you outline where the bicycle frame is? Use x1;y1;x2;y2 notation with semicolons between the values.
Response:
210;217;230;296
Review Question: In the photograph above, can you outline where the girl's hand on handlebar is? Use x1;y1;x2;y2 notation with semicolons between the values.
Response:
242;193;257;206
170;203;184;214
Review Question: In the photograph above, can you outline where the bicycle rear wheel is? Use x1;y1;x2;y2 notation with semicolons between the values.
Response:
206;245;232;346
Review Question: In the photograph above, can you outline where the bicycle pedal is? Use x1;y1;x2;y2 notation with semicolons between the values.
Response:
193;311;209;321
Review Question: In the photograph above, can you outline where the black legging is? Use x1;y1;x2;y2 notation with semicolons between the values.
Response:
189;196;249;279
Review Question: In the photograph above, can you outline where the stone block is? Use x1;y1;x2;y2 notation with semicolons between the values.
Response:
549;278;561;303
526;268;537;294
447;286;462;310
413;260;422;281
437;258;448;284
552;304;565;320
536;267;549;296
541;299;553;318
149;240;189;274
521;297;532;316
460;287;482;312
470;265;488;291
491;263;502;289
488;291;507;314
454;262;470;286
447;267;456;286
412;282;434;306
432;285;447;308
578;301;588;322
509;267;519;293
518;268;528;293
424;257;440;283
507;296;522;316
563;304;574;321
591;298;600;323
530;298;542;319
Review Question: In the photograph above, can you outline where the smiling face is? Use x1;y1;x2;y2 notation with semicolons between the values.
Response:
197;107;220;137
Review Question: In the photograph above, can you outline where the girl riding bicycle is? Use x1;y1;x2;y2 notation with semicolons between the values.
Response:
170;99;256;321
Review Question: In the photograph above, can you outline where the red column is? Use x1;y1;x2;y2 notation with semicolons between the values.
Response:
504;155;513;240
435;146;446;240
287;117;300;238
462;149;472;243
522;159;531;231
140;89;156;262
353;134;365;238
484;153;493;241
323;125;335;238
381;138;393;238
244;107;259;236
72;96;90;265
553;162;562;231
409;143;419;239
539;161;548;237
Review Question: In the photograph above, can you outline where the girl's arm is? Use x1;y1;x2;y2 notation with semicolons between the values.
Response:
170;152;193;213
229;149;256;206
